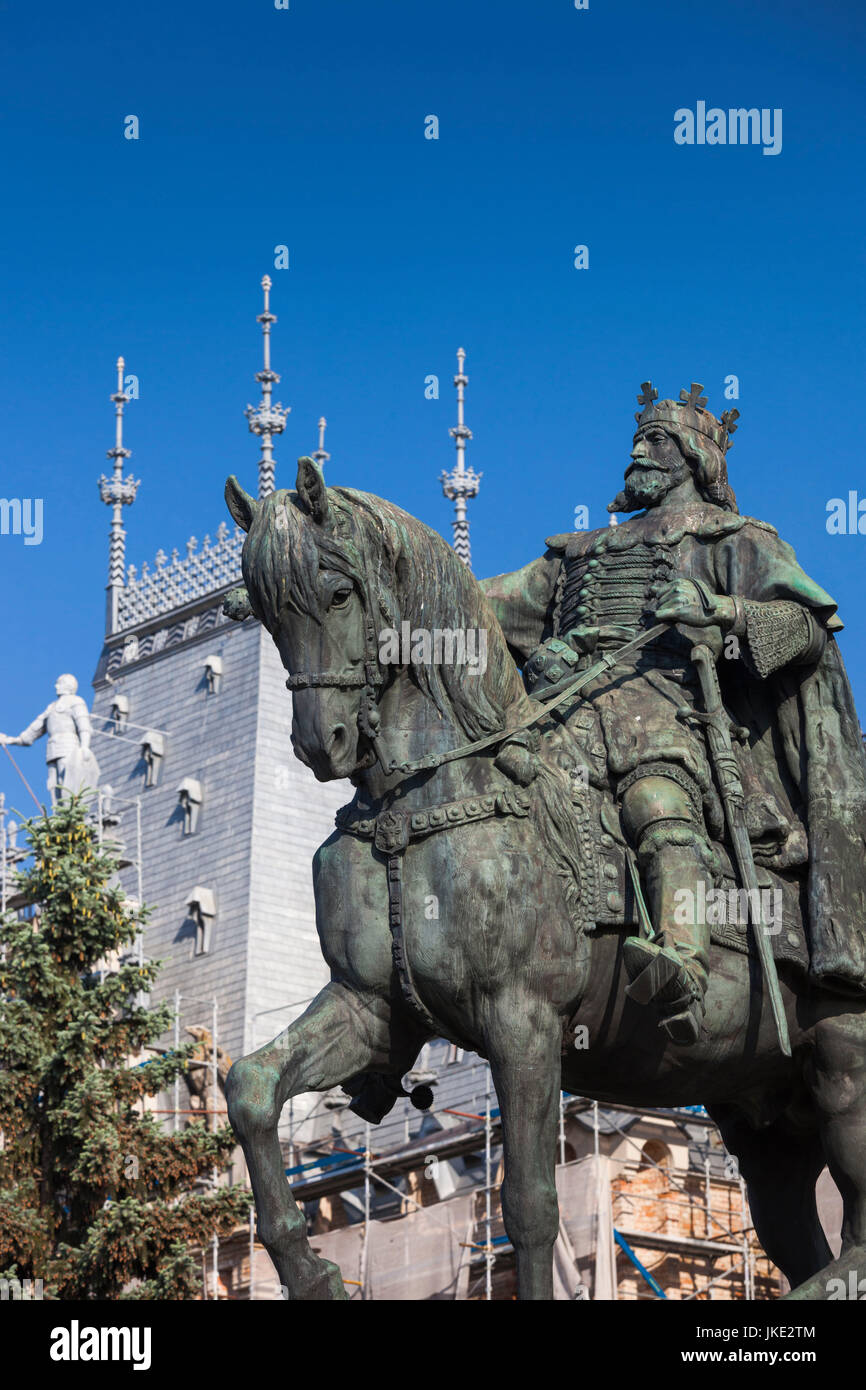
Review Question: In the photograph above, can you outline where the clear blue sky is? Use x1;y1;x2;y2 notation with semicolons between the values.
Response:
1;0;864;814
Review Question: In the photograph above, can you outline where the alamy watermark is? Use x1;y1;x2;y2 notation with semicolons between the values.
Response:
826;492;866;535
1;1276;43;1299
50;1321;151;1370
1;497;43;545
378;623;488;676
674;103;782;157
674;883;783;934
826;1271;866;1300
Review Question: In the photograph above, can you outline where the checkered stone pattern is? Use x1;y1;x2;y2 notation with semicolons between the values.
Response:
117;523;246;629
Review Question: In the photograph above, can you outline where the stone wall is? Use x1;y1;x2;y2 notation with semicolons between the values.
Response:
92;600;347;1066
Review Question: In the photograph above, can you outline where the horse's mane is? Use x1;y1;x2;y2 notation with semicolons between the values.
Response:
241;486;526;740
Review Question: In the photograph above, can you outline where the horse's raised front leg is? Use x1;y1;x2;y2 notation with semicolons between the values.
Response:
485;995;563;1300
226;981;397;1301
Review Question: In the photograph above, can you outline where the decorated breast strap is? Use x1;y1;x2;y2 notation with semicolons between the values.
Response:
335;785;532;846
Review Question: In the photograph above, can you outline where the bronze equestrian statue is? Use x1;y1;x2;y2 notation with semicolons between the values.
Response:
222;381;866;1301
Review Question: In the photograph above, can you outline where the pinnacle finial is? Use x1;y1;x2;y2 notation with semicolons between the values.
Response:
441;347;481;569
312;416;330;470
245;274;289;498
99;356;140;635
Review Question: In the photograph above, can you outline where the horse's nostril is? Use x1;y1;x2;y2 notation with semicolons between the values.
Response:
327;724;347;758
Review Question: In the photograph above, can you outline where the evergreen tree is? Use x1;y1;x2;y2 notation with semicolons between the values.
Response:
0;795;248;1299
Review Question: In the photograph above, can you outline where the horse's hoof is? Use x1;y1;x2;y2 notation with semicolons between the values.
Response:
304;1256;349;1301
286;1255;349;1301
321;1258;349;1301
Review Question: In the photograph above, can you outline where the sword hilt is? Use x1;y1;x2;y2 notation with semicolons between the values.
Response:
675;705;749;742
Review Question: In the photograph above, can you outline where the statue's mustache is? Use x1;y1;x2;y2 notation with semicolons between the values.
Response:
624;458;671;481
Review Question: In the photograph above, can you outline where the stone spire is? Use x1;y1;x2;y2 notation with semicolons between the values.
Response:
245;275;288;498
98;357;140;635
312;416;330;470
440;347;482;568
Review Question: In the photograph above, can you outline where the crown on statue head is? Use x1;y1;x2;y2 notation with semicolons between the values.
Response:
634;381;740;453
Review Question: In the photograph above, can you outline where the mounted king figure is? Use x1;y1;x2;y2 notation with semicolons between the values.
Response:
481;382;866;1045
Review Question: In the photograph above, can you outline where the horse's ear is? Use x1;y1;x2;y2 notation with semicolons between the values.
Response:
224;476;259;533
296;456;330;526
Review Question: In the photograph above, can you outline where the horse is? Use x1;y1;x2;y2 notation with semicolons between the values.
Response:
223;457;866;1302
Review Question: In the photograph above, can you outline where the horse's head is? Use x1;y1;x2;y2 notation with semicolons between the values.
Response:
225;459;378;779
225;458;524;782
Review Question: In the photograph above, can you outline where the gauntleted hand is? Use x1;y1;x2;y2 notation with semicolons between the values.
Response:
654;579;736;630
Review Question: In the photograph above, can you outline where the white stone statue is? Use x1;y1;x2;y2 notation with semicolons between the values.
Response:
0;674;100;805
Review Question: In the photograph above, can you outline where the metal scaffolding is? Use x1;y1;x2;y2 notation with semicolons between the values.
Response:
216;1025;778;1302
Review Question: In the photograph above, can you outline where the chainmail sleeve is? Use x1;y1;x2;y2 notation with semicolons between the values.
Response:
735;599;827;679
713;520;838;679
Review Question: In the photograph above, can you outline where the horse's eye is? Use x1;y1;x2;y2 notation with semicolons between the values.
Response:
331;587;353;609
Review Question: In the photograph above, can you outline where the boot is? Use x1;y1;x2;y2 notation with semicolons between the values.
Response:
622;843;712;1046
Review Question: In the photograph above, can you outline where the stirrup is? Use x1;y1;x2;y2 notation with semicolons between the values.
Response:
623;938;688;1005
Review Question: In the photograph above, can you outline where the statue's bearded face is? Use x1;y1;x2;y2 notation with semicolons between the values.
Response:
622;425;691;508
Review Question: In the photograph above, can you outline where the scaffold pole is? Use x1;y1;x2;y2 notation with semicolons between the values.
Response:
485;1075;493;1301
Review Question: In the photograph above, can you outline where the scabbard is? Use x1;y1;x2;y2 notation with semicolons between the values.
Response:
691;643;791;1057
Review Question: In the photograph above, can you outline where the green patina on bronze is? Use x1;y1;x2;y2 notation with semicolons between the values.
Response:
221;386;866;1301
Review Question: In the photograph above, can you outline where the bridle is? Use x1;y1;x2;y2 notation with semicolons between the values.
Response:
285;597;391;770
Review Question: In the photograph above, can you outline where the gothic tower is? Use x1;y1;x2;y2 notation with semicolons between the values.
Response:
91;283;346;1077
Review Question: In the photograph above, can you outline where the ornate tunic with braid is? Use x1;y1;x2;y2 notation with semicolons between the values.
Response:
556;537;675;638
